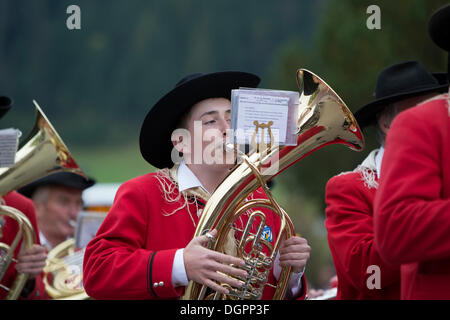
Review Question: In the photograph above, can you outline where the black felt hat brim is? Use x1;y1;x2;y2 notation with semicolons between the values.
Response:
0;96;13;120
355;75;449;128
18;172;96;198
139;71;260;169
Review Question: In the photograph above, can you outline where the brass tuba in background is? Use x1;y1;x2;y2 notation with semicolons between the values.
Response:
0;100;85;299
182;69;364;300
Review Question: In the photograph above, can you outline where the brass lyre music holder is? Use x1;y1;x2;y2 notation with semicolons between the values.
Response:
250;120;275;156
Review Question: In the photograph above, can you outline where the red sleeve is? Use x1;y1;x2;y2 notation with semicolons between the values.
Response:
374;101;450;265
83;180;183;300
3;191;40;243
325;173;399;293
1;191;48;299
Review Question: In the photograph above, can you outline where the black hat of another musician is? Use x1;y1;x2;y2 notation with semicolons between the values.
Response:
0;96;13;120
354;61;449;128
18;172;96;198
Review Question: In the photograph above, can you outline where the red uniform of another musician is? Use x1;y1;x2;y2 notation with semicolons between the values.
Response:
374;94;450;299
325;61;447;299
1;191;48;299
325;166;400;299
374;4;450;300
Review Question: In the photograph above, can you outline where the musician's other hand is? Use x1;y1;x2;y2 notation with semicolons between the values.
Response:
184;229;247;295
15;244;47;277
278;236;310;273
308;288;325;299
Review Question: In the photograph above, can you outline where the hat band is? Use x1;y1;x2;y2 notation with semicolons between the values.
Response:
376;82;441;99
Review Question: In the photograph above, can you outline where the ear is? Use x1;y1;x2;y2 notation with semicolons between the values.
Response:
377;113;390;135
32;200;45;218
172;134;183;153
171;128;191;154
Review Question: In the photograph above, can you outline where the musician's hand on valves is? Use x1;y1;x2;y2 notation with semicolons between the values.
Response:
278;236;311;273
184;229;248;294
15;244;47;277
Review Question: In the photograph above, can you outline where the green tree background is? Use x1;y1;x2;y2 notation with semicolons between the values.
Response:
0;0;447;290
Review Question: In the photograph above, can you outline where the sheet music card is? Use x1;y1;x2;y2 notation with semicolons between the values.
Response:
0;128;21;168
231;88;298;146
75;211;106;249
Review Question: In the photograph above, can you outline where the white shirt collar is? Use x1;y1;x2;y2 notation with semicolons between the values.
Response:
375;146;384;180
39;232;71;251
39;231;53;251
177;160;208;193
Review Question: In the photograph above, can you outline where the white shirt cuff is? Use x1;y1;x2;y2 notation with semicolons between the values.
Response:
273;251;304;299
171;248;189;287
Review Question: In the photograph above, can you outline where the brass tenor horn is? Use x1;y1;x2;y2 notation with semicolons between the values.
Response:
43;238;89;300
182;69;364;300
0;100;85;299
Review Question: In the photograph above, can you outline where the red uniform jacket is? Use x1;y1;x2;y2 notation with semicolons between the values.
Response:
325;157;400;300
374;95;450;299
1;191;47;299
83;171;306;300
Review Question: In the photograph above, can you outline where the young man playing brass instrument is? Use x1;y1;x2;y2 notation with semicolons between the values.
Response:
83;71;311;300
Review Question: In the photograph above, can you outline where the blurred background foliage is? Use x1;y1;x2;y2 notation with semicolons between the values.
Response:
0;0;447;290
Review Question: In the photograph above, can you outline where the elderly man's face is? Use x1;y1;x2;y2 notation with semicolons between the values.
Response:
36;186;83;241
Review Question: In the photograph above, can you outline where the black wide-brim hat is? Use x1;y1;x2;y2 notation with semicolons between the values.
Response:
354;60;449;128
139;71;261;169
428;4;450;52
18;172;96;198
0;96;13;120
